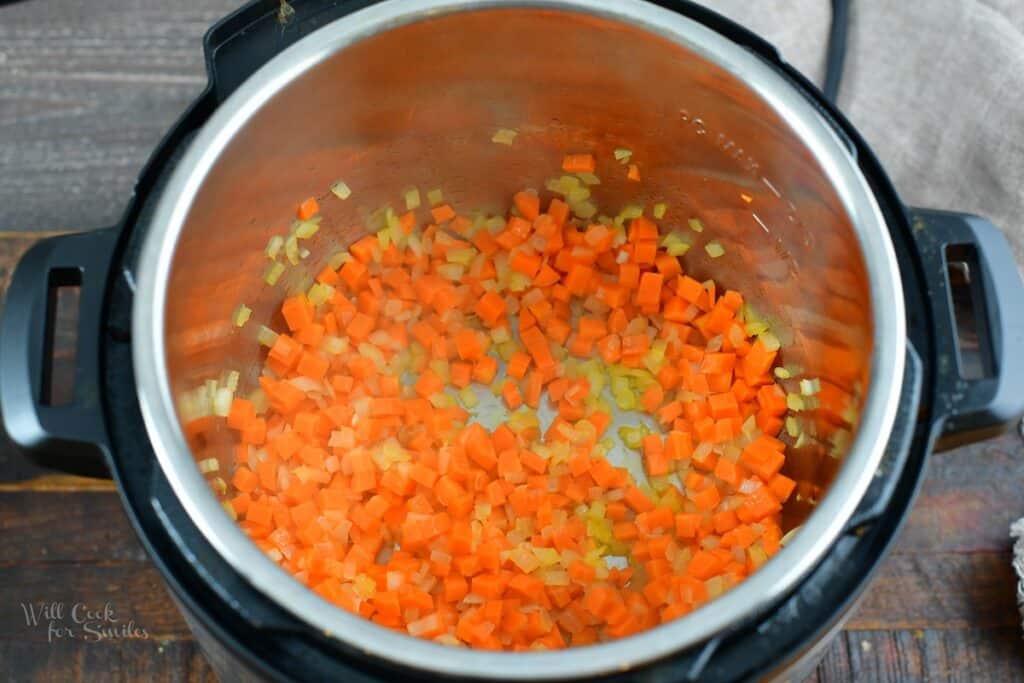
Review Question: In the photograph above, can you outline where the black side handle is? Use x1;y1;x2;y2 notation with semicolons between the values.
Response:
843;343;923;533
908;208;1024;449
203;0;377;103
0;229;117;478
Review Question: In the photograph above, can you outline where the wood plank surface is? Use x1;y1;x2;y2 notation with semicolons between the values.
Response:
0;640;216;683
1;1;1023;681
0;0;237;234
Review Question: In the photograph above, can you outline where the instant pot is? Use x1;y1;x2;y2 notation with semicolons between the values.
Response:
3;1;1023;680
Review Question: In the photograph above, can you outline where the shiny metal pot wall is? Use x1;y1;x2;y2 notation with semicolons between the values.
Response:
133;0;905;678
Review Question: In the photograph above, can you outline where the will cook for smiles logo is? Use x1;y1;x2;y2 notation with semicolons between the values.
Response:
20;601;149;643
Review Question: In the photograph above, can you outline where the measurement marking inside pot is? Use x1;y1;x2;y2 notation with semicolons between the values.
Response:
753;213;769;234
761;176;782;198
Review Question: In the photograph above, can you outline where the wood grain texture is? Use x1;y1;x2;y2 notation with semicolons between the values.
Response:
850;552;1021;630
0;492;146;564
0;0;237;233
901;432;1024;553
1;564;192;641
813;628;1024;683
0;639;216;683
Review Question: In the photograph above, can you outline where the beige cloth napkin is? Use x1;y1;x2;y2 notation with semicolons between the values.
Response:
703;0;1024;627
703;0;1024;267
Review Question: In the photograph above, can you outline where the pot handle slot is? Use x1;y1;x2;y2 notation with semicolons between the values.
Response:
908;208;1024;449
0;229;118;478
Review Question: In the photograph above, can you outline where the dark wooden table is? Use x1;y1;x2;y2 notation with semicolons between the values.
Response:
1;1;1023;681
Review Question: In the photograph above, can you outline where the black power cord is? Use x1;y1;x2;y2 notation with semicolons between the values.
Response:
823;0;852;103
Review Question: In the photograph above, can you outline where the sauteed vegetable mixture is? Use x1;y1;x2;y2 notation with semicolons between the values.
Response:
193;149;806;650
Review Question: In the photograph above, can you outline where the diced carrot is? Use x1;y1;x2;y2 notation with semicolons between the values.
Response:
219;156;790;651
226;398;255;431
507;352;531;379
473;356;499;384
741;435;786;481
562;153;596;173
431;204;456;223
768;473;797;502
502;382;523;410
297;196;319;220
455;329;485;361
475;291;507;326
232;466;258;494
297;351;329;380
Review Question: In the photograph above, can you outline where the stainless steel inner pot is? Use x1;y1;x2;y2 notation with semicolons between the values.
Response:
132;0;906;677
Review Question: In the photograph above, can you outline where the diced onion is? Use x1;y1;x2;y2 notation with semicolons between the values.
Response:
435;263;463;281
613;147;633;163
458;387;479;408
739;478;761;494
618;424;650;449
284;235;300;265
491;128;518;145
407;613;440;637
321;336;347;355
571;200;597;220
786;393;805;411
446;248;476;266
660;232;691;257
566;185;589;203
290;376;324;394
232;304;252;328
426;188;444;206
327;251;351;270
213;387;234;416
613;204;643;229
307;283;334;306
653;203;667;219
198;457;219;473
758;331;781;351
746;321;769;336
264;262;285;285
704;241;725;258
692;441;713;463
800;378;821;396
265;235;284;259
688;218;705;233
404;186;421;210
257;325;279;347
490;325;511;344
330;180;352;199
295;220;320;239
